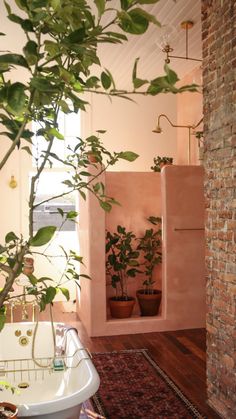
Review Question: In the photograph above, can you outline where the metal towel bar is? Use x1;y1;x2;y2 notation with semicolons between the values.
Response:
174;228;204;231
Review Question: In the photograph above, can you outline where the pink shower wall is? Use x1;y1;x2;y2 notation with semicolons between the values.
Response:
77;166;205;337
162;165;205;326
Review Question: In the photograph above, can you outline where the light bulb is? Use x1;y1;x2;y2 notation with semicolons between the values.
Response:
156;24;180;51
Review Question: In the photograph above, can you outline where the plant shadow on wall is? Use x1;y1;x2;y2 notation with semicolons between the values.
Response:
0;0;198;359
106;217;162;318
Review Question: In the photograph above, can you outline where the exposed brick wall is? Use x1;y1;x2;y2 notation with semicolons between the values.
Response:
202;0;236;418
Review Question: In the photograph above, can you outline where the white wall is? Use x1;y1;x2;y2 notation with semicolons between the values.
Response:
82;93;177;171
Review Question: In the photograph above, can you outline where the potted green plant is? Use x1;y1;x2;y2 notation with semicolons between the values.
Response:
151;156;173;172
0;402;18;418
106;226;140;318
0;382;18;418
136;217;162;316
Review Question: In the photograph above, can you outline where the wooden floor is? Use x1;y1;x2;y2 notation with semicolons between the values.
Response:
10;302;220;419
37;302;220;419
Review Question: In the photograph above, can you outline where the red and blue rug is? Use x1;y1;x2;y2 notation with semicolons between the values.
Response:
91;349;206;419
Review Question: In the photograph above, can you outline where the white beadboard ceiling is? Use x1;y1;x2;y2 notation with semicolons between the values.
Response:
1;0;202;88
98;0;202;89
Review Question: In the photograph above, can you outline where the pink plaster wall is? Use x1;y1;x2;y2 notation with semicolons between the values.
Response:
105;172;162;316
162;165;205;326
77;167;106;336
177;66;203;165
77;166;205;337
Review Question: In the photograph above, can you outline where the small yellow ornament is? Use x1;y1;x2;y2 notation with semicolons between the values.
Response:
9;175;17;189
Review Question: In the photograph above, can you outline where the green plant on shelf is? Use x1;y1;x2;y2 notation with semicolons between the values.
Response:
106;226;141;300
151;156;173;172
137;216;162;294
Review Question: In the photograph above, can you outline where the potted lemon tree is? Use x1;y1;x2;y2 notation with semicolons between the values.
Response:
136;217;162;316
106;226;141;318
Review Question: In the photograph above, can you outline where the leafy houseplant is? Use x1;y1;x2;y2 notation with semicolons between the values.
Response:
0;402;18;418
136;217;162;316
0;0;198;330
0;383;18;418
151;156;173;172
106;226;140;318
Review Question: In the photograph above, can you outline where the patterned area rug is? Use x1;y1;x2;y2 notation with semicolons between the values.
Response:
91;349;206;419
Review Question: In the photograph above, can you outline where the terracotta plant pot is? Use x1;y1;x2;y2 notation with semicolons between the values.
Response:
136;289;162;316
0;402;18;418
109;297;135;319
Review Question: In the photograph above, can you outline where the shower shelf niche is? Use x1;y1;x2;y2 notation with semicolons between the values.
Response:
78;166;206;337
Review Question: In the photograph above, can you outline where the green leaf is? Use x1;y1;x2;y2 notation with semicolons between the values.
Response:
22;146;32;156
45;286;57;303
79;274;91;280
132;8;161;27
132;58;139;82
44;40;60;56
104;31;127;41
28;274;38;285
8;82;27;114
79;190;86;200
118;151;139;161
59;100;70;114
67;28;86;43
66;211;78;219
94;0;105;17
30;77;58;92
133;77;148;89
5;231;18;243
118;9;149;35
21;19;34;32
15;0;28;10
57;207;64;217
108;253;116;265
101;71;111;90
99;201;112;212
164;64;179;85
38;276;54;282
0;54;29;68
59;287;70;301
0;245;7;254
4;1;11;14
30;226;56;247
51;0;60;9
129;259;139;266
96;129;106;134
48;127;64;139
147;84;163;95
120;0;129;10
8;14;23;24
23;40;38;65
147;216;162;225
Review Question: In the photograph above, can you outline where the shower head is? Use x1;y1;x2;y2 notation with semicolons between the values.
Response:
152;126;162;134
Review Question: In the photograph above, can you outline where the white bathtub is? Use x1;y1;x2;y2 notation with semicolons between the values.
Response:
0;322;100;418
